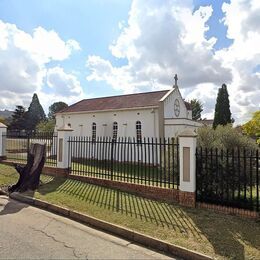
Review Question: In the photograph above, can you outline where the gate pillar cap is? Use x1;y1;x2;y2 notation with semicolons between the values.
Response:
0;122;7;129
57;124;73;131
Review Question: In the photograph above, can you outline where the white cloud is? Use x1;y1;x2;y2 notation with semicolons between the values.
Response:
0;20;82;111
13;26;80;64
47;66;83;97
87;0;232;90
183;83;218;116
86;0;259;124
86;1;231;95
216;0;260;123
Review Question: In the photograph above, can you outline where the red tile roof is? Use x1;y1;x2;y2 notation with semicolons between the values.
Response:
59;90;169;113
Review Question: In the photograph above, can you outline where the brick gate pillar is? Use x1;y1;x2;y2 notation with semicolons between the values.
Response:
57;125;73;172
0;123;7;159
178;129;197;207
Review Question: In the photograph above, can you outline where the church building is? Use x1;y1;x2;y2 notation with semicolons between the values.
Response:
55;76;202;139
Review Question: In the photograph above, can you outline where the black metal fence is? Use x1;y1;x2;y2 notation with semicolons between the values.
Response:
68;137;179;189
196;147;259;212
4;131;58;167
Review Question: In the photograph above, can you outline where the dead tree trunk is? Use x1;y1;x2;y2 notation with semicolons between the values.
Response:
8;143;46;193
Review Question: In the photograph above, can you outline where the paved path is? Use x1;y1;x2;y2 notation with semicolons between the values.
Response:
0;195;173;259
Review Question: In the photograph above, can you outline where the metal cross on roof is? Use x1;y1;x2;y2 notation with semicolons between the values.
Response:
174;74;178;86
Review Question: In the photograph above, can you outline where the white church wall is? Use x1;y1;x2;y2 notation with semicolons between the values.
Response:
56;108;162;163
56;107;160;139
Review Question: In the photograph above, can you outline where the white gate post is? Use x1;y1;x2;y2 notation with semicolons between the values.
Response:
178;129;197;207
0;123;7;159
57;125;73;169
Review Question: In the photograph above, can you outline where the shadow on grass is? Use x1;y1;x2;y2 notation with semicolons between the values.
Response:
34;176;260;259
37;174;67;195
184;209;260;260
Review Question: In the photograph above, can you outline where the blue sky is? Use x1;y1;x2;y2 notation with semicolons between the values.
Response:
0;0;259;124
194;0;233;49
0;0;132;97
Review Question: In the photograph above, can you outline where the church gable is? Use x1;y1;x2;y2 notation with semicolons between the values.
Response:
162;87;190;119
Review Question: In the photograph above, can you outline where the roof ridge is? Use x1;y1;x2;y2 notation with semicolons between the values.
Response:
59;89;172;114
80;89;170;102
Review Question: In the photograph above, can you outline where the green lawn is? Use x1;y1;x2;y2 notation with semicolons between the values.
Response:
71;159;179;188
0;163;259;259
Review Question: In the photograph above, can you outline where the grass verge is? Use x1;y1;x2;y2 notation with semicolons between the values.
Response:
0;163;259;259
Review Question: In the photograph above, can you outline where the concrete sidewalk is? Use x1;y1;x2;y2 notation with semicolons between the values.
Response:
0;195;173;259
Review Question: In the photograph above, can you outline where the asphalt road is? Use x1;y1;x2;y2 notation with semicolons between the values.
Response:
0;195;173;259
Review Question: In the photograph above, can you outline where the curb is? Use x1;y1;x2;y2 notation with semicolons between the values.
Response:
1;190;212;260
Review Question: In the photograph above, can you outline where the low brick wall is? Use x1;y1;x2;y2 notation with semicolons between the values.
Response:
1;160;17;167
0;160;69;178
69;174;180;204
43;166;69;178
0;156;7;161
179;191;196;208
197;202;259;219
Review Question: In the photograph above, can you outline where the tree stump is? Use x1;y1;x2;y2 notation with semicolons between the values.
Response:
8;143;46;193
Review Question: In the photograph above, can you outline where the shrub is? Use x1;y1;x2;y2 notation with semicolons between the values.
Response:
197;124;258;151
196;125;258;207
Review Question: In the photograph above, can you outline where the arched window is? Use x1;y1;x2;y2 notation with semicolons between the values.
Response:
113;122;118;141
136;121;142;144
92;122;96;142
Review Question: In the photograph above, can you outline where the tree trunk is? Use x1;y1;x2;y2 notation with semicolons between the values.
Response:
8;143;46;193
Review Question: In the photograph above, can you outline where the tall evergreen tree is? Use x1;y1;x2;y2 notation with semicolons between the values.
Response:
213;83;232;129
9;105;27;130
25;93;46;130
190;99;203;120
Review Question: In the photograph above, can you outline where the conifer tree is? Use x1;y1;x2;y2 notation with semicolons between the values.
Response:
213;84;232;129
9;105;27;130
25;93;46;130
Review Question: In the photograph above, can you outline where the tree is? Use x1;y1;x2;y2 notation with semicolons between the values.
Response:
197;124;258;151
190;99;203;120
9;105;27;130
242;110;260;144
213;83;232;129
25;93;46;130
48;101;68;119
8;143;46;193
36;119;55;132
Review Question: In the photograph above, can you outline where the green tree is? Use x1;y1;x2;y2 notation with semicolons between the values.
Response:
48;101;68;119
213;84;232;129
190;99;203;120
9;105;27;130
36;119;55;132
25;93;46;130
242;110;260;144
197;124;257;150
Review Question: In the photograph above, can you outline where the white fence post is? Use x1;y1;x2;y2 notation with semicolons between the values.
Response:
57;125;73;169
0;123;7;158
178;129;197;207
